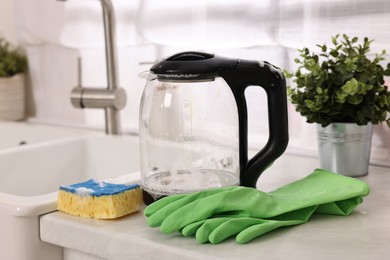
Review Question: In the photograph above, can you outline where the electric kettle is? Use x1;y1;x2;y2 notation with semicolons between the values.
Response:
139;51;288;204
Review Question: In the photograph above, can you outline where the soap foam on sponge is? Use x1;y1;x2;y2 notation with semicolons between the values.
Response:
58;179;142;219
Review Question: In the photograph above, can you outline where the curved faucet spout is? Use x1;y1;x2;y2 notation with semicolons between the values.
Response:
100;0;124;135
101;0;118;93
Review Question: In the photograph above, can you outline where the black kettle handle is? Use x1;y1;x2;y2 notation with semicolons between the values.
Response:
219;60;289;187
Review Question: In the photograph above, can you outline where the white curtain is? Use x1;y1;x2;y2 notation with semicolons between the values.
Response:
14;0;390;165
136;0;390;165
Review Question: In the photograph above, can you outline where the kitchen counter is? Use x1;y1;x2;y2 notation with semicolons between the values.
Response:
40;154;390;260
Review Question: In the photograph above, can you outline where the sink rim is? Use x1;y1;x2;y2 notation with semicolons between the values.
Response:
0;171;141;217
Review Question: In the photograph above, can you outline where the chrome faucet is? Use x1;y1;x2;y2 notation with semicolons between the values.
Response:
59;0;127;135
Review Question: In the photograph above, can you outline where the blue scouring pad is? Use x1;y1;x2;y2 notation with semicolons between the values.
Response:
57;179;142;219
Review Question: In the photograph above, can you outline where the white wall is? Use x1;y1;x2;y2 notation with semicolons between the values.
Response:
0;0;17;43
2;0;390;166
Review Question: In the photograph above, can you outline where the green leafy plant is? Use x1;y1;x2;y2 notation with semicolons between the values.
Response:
0;34;27;77
285;34;390;127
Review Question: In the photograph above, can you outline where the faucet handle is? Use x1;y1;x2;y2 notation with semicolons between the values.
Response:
70;57;127;110
78;87;126;110
77;56;82;87
70;57;84;108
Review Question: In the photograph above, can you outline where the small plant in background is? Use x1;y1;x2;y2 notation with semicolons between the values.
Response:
285;34;390;127
0;34;27;77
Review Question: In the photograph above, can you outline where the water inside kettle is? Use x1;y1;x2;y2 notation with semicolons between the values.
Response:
141;136;240;200
142;169;239;198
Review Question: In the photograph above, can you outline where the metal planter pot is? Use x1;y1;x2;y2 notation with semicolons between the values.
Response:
0;74;25;121
317;123;373;177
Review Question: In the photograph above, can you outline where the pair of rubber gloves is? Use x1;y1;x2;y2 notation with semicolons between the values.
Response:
144;169;370;244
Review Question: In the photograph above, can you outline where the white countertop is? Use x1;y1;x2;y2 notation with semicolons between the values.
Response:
40;154;390;260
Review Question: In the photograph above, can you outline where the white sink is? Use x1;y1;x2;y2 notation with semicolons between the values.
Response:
0;121;87;150
0;134;141;216
0;123;141;260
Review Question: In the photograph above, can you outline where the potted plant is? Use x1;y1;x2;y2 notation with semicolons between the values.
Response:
285;34;390;177
0;34;27;121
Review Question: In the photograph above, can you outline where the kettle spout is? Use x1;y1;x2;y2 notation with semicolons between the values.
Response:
138;71;157;80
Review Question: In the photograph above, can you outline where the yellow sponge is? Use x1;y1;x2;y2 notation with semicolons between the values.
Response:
57;179;142;219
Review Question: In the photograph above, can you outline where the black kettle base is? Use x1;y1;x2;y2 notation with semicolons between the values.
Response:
142;189;166;205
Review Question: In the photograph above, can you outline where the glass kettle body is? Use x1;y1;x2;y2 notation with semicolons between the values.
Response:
139;52;288;204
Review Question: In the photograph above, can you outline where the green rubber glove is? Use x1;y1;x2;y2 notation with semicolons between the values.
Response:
181;192;365;244
181;206;316;244
144;169;369;243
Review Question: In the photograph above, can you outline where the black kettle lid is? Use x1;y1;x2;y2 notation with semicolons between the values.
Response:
150;51;239;81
